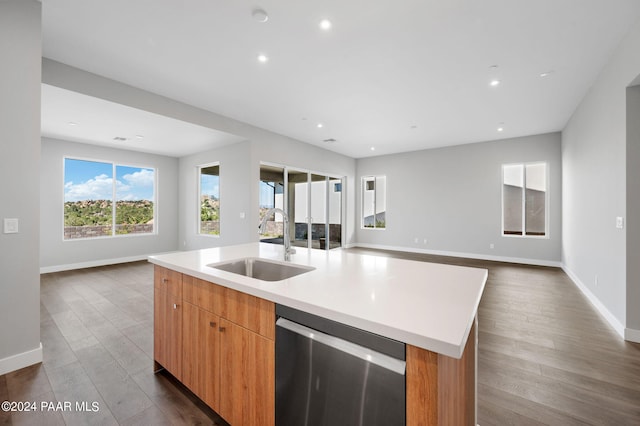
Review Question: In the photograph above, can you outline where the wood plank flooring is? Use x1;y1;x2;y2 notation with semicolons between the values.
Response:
1;250;639;425
1;262;227;426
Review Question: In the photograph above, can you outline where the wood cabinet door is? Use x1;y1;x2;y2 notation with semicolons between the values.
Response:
219;319;275;426
153;286;168;369
166;292;183;380
153;289;182;380
183;302;221;410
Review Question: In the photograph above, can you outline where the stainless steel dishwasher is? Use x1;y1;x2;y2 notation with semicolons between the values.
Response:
276;305;406;426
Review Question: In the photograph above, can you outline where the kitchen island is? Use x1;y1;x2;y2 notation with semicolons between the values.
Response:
149;242;487;425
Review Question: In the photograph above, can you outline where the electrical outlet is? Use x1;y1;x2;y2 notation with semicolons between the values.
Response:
414;237;418;244
489;243;494;249
423;238;428;245
616;217;624;229
3;218;19;234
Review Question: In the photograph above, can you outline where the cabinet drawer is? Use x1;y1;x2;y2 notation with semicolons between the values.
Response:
220;286;275;340
154;265;182;298
183;274;223;315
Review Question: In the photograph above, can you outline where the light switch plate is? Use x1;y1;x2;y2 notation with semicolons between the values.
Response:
3;218;19;234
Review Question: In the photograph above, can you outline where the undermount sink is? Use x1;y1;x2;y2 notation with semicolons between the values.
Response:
208;257;315;282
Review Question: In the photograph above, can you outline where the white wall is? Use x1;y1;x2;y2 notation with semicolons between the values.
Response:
562;18;640;338
356;133;562;265
40;138;179;271
0;0;42;374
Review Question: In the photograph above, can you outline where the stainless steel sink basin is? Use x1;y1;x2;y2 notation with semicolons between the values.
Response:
208;257;314;282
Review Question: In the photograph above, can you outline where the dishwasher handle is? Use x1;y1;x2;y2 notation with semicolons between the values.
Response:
276;317;406;375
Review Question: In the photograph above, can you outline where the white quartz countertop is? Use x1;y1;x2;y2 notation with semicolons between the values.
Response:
148;243;487;359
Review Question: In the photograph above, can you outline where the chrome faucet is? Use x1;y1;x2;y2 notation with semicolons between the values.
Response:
258;207;295;261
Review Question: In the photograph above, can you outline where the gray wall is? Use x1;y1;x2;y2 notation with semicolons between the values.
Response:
626;84;640;334
42;60;357;254
562;18;640;335
179;141;253;250
356;133;562;264
0;0;42;373
178;137;356;251
40;138;179;270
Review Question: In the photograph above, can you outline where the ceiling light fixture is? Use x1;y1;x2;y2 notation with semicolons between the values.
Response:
489;79;501;87
257;54;268;63
68;122;78;126
317;123;324;128
370;147;375;151
252;8;268;23
319;19;332;30
135;135;144;139
540;71;554;78
497;124;504;132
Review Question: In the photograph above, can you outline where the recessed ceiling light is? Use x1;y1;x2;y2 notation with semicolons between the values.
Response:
540;71;554;78
252;8;269;23
257;54;268;63
68;122;78;126
317;123;324;128
319;19;332;30
490;79;501;87
370;147;375;151
135;135;144;139
497;126;504;132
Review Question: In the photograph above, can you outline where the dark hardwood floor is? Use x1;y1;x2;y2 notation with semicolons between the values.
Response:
1;249;639;425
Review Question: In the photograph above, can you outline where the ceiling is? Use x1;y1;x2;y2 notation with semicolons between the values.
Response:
40;0;640;159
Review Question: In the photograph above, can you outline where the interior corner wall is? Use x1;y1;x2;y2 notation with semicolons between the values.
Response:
626;84;640;336
562;19;640;335
40;138;179;270
179;141;253;250
355;133;562;264
0;0;42;374
178;137;357;252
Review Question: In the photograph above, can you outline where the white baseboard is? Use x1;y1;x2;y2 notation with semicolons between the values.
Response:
40;254;149;274
0;343;43;376
625;327;640;343
352;243;562;268
562;265;626;339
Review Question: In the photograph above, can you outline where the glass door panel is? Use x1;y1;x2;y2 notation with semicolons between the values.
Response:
259;165;285;244
288;169;309;249
328;177;343;249
310;174;327;250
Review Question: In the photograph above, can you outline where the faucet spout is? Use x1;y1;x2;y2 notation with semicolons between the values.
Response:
259;207;294;261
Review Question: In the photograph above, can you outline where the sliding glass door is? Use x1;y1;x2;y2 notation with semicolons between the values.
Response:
260;163;343;250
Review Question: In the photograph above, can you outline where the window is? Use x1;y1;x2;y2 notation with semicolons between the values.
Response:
362;176;386;229
64;158;155;240
502;162;547;237
199;163;220;235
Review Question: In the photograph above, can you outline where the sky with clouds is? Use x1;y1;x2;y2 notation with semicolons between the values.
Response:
64;159;154;202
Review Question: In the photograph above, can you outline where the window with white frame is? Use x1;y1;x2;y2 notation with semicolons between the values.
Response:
502;162;547;237
199;163;220;236
362;176;386;229
64;158;156;240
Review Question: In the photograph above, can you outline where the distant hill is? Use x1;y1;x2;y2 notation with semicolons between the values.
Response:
64;200;153;226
